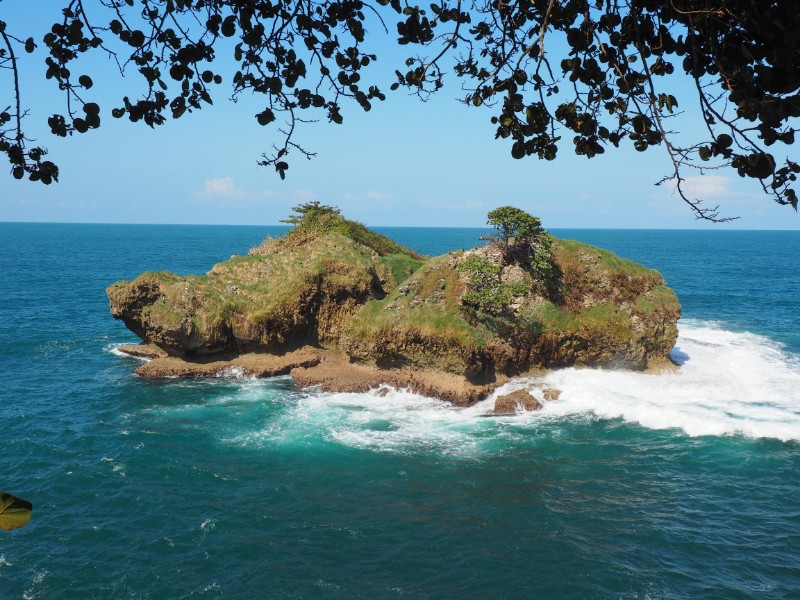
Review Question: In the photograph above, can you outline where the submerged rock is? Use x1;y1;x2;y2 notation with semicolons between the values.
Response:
108;210;680;405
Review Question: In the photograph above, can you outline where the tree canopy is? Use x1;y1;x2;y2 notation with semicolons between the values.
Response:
485;205;556;286
1;1;798;220
279;200;341;225
487;206;545;246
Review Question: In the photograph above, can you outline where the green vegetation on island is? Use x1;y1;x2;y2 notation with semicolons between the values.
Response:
108;205;680;402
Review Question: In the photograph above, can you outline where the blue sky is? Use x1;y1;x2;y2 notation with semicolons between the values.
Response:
1;1;798;229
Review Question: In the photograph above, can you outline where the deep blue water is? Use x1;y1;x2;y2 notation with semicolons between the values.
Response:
1;223;799;599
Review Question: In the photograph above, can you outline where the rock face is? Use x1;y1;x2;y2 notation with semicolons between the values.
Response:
342;239;680;380
108;214;680;404
108;231;422;358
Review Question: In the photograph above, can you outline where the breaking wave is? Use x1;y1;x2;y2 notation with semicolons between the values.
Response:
539;319;800;441
124;320;800;451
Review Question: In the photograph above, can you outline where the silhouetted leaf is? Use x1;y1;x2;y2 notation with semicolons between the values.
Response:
0;491;32;531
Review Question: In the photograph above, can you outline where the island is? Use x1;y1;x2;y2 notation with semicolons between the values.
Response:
108;204;680;409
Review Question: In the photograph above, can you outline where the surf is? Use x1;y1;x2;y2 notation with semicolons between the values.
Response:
117;320;800;449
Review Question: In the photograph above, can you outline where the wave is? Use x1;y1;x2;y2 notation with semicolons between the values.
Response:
536;319;800;441
121;321;800;449
259;321;800;448
104;343;151;362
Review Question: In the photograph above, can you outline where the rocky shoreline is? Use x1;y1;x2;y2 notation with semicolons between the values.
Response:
118;343;512;407
116;341;677;413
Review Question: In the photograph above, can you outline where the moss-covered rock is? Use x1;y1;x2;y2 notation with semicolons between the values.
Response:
108;229;424;357
342;237;680;382
108;210;680;402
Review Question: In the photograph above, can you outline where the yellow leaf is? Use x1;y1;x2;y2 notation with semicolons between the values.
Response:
0;491;32;531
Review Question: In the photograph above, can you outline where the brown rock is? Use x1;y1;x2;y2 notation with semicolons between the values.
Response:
290;359;506;406
493;394;519;415
542;388;561;401
117;344;168;359
520;391;545;411
493;389;543;414
135;348;324;379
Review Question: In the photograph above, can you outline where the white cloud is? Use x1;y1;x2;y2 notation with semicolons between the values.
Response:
293;188;317;200
198;177;245;199
367;189;393;203
337;192;359;203
678;175;731;198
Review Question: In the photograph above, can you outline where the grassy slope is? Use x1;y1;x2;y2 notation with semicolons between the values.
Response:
108;224;425;345
347;253;483;347
346;237;679;359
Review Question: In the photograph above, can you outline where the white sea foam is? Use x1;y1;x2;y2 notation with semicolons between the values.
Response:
215;366;254;379
105;343;151;361
24;569;50;600
100;457;127;478
533;320;800;441
232;384;496;454
236;321;800;448
200;518;217;533
138;321;799;449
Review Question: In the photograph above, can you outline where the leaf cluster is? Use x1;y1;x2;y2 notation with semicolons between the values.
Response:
486;206;545;245
1;0;388;183
280;200;341;226
390;0;800;218
1;1;799;218
484;206;558;296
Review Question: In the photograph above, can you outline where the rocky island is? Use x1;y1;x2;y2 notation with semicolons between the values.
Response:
108;204;680;407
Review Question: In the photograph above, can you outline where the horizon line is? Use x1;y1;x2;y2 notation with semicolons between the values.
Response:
0;220;800;232
1;219;799;232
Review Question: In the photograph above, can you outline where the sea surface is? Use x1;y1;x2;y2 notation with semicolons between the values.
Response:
1;223;799;599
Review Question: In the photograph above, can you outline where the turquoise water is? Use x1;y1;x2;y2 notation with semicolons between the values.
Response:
1;223;799;598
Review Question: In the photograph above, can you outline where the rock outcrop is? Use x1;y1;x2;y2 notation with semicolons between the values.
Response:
108;230;422;358
493;390;544;414
108;211;680;405
341;238;680;380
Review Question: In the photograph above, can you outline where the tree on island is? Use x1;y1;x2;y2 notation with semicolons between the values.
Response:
485;205;557;286
1;1;798;220
486;206;546;247
279;201;341;226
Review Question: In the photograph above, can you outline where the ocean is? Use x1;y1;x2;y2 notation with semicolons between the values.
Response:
0;223;798;599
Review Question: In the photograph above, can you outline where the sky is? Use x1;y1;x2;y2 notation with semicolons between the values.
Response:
1;1;798;229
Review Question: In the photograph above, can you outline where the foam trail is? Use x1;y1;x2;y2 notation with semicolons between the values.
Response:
233;385;497;455
537;320;800;441
106;343;151;361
